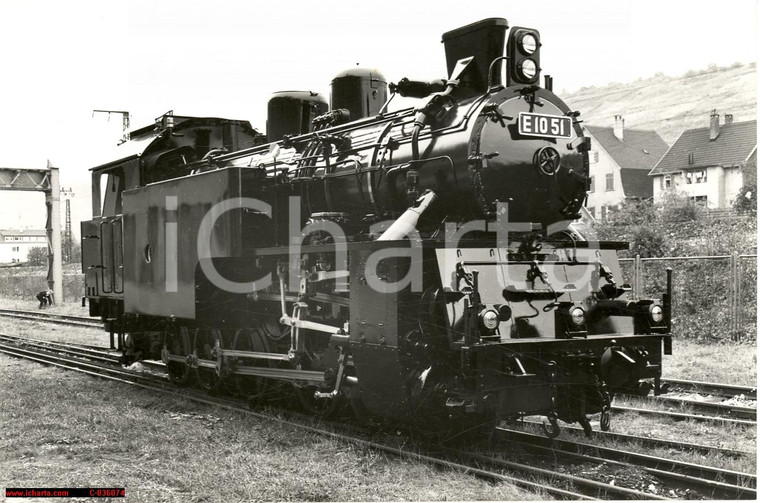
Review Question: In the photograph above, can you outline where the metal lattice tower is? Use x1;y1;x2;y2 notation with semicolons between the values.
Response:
61;187;75;262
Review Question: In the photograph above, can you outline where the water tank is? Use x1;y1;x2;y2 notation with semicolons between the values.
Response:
267;91;328;143
330;68;388;121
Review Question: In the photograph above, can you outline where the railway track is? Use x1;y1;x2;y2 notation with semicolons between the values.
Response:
493;427;756;500
615;383;757;425
3;310;755;427
662;379;757;401
1;332;754;500
0;308;101;328
0;333;120;363
0;335;593;500
3;309;756;411
632;394;756;420
529;422;753;459
612;402;757;426
0;337;161;388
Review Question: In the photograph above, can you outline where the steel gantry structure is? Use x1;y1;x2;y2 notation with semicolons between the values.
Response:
0;162;63;303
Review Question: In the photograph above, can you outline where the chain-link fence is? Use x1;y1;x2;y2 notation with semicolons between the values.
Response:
619;254;757;341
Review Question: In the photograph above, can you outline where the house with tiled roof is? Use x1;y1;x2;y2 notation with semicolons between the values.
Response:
649;111;757;208
584;116;669;219
0;229;47;263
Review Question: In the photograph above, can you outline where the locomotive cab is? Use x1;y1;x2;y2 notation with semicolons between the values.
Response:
82;114;263;340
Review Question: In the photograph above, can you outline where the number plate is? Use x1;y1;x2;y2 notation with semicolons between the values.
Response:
518;112;572;139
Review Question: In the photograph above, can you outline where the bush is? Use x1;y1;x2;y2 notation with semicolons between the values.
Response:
658;192;703;222
629;226;666;257
606;199;657;226
732;184;756;213
593;194;756;342
26;247;47;266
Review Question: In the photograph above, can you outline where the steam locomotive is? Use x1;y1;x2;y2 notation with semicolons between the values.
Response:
82;18;672;437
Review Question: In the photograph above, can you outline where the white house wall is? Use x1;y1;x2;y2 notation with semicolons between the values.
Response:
0;240;47;263
652;165;744;208
585;134;626;218
724;166;744;206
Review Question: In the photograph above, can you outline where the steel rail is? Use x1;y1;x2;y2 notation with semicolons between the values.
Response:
662;378;757;400
495;427;756;499
504;441;754;500
0;339;592;500
636;394;756;420
0;308;100;328
533;422;753;458
0;333;120;363
0;332;109;351
451;448;667;500
0;342;159;384
515;417;753;458
611;404;757;426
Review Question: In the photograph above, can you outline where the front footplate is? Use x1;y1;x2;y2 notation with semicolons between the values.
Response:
461;333;669;435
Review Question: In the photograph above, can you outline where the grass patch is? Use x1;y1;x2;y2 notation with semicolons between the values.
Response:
0;317;110;348
0;355;540;502
663;338;757;386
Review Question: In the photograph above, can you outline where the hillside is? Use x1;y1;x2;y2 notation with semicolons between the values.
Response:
560;63;757;145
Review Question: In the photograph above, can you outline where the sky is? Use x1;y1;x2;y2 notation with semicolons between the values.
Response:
0;0;757;231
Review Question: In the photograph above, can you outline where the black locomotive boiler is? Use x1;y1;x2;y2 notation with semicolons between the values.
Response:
82;18;672;436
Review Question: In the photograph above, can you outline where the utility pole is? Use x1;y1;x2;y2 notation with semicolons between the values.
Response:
92;109;130;144
45;161;62;303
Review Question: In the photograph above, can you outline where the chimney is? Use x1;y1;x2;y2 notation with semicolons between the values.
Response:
709;109;720;141
613;115;624;141
725;113;734;125
442;18;509;94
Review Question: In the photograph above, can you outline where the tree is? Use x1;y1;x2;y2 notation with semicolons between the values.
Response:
26;246;48;266
67;242;82;265
732;184;756;213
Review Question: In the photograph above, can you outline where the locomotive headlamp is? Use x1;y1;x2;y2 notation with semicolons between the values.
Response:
570;307;585;326
482;309;500;330
519;33;538;55
507;27;541;85
519;59;538;80
649;304;664;323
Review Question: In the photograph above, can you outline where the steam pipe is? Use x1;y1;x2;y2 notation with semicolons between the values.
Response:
487;56;509;90
411;122;422;161
378;190;437;241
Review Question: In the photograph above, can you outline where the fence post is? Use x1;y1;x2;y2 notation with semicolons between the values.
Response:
634;254;641;299
729;253;737;340
737;255;743;331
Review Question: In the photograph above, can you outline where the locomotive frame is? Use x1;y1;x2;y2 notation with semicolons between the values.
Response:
82;17;672;437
